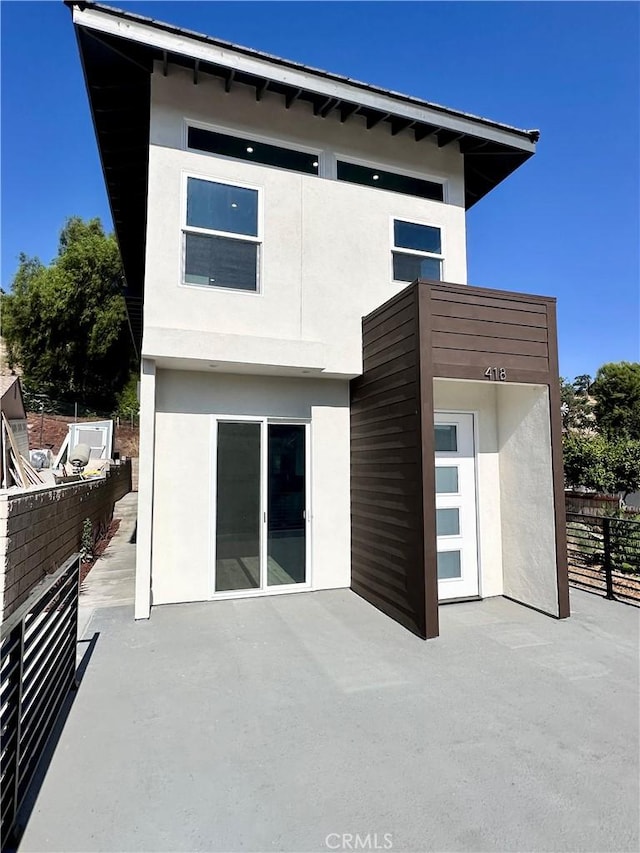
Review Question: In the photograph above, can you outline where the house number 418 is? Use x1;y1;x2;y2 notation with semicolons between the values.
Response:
485;367;507;381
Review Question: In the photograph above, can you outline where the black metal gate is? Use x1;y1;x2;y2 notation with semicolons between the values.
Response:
1;554;80;849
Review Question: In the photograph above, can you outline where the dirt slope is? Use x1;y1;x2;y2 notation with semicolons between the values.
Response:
26;413;139;457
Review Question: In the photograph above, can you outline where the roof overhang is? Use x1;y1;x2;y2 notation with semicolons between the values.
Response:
67;1;539;350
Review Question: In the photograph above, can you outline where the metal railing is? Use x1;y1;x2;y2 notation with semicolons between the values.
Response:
567;512;640;604
0;554;80;850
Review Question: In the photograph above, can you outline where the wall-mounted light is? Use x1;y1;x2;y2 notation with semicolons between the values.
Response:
246;146;254;153
372;174;380;181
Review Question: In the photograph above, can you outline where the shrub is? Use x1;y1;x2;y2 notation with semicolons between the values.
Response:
80;518;93;562
567;521;602;566
606;511;640;574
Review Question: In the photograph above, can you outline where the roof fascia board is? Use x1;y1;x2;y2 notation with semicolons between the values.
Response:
72;6;536;154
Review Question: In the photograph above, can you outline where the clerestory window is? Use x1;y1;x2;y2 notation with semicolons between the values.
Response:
188;127;320;176
338;161;444;202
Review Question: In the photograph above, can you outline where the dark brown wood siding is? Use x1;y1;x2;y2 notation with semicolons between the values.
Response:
351;279;569;639
419;278;568;619
350;285;434;639
545;300;570;618
424;281;553;384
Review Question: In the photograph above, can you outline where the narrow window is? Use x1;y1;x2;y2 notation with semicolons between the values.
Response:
188;127;320;176
183;177;260;292
337;160;444;202
392;219;442;283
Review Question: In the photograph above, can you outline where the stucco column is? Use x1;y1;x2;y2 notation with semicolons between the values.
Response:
135;358;156;619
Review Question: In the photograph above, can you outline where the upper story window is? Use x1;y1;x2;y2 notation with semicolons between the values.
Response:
183;177;260;292
338;161;444;202
188;126;320;176
392;219;442;282
187;125;448;205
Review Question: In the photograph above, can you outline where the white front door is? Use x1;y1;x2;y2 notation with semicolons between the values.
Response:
434;412;479;600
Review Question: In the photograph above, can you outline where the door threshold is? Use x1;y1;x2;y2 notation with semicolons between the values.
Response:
210;585;312;601
438;595;482;605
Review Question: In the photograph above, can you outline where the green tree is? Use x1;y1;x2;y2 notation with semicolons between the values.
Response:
563;432;640;501
563;432;614;493
607;438;640;501
572;374;592;396
1;217;134;411
560;377;592;431
116;372;140;423
591;362;640;439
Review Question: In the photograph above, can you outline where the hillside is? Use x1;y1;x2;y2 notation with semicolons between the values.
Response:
26;412;139;458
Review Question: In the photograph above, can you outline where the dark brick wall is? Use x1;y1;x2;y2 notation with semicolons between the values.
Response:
0;461;131;619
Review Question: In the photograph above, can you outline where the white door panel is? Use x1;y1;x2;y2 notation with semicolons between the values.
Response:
434;413;479;600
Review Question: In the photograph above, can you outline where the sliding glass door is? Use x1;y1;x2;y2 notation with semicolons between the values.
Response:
267;425;306;586
215;422;261;591
214;420;307;594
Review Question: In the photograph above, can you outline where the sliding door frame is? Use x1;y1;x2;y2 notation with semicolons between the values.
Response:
209;414;312;600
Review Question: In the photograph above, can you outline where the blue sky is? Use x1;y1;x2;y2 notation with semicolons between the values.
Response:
1;1;638;379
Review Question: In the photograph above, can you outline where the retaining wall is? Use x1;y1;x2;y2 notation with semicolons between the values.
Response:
0;461;131;620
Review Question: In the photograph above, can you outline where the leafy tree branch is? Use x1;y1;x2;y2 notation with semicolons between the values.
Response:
2;217;135;412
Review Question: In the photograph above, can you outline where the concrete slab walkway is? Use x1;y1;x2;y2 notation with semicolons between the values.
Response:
76;491;136;640
17;583;639;853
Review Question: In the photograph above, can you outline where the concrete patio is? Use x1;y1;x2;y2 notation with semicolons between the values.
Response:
16;580;639;852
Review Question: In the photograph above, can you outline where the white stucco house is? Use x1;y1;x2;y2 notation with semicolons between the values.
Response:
68;2;569;638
